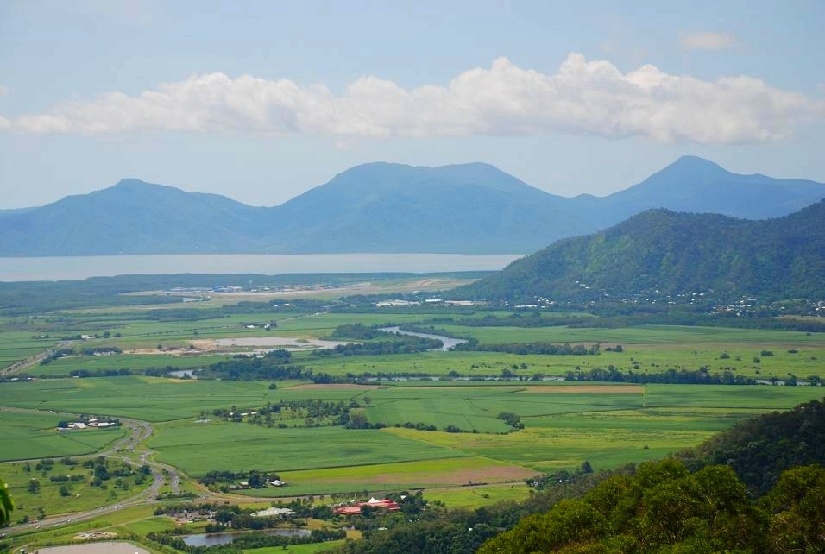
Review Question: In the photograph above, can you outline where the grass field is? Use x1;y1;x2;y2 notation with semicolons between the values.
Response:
1;293;824;537
237;456;534;497
32;353;231;377
3;378;823;480
149;422;465;476
1;457;139;523
0;409;125;461
143;381;825;496
423;482;533;510
0;377;284;421
0;330;60;368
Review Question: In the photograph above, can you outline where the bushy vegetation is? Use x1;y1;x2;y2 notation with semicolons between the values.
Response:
313;336;443;356
565;365;759;385
478;459;825;553
199;470;281;490
456;341;600;356
680;397;825;495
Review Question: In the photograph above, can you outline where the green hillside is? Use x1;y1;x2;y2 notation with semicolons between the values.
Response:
455;200;825;303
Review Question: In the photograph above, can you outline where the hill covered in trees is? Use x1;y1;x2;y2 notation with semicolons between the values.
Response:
454;199;825;303
680;398;825;496
478;459;825;553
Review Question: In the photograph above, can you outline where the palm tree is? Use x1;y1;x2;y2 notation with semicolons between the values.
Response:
0;477;13;527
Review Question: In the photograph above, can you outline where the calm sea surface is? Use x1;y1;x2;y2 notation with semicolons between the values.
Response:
0;254;523;282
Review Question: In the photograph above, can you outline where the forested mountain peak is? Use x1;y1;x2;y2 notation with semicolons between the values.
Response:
454;199;825;302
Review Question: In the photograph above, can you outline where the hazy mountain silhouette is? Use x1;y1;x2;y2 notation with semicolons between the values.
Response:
1;157;822;256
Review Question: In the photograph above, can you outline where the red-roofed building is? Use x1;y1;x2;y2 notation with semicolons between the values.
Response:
333;498;401;515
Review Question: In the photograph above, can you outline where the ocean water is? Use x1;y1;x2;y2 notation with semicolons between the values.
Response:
0;253;522;281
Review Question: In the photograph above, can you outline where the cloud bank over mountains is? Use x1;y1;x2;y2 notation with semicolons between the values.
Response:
2;54;823;145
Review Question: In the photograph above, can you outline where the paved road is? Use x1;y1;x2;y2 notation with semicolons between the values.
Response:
4;415;181;537
1;341;73;376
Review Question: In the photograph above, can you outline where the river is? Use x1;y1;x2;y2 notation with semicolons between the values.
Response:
0;253;522;281
379;326;468;351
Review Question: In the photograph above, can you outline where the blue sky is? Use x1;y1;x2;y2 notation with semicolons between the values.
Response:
1;0;823;208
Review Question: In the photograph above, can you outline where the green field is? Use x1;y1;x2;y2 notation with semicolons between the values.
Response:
3;378;823;484
0;330;60;368
423;482;532;510
1;455;148;523
148;422;465;476
238;456;530;497
0;377;282;421
1;282;824;546
33;353;231;377
0;409;125;461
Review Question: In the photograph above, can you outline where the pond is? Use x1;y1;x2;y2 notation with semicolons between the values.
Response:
182;528;311;546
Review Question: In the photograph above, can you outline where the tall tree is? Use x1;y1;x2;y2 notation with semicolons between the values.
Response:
0;476;13;527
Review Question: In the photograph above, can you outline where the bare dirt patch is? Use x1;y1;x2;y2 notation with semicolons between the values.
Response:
127;347;204;355
214;336;343;349
519;385;645;394
125;337;342;356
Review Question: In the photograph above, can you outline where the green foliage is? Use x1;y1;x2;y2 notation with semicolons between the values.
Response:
26;478;40;493
0;476;13;527
760;465;825;553
330;323;385;340
456;341;600;356
456;200;825;303
313;335;443;357
479;459;766;553
681;398;825;495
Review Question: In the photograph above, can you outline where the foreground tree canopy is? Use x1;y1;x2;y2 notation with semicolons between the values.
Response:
0;477;13;527
478;459;825;553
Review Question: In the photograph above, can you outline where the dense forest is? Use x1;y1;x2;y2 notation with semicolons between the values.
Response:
680;398;825;495
478;459;824;553
454;199;825;303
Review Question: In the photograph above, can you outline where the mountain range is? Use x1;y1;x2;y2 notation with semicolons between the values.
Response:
454;199;825;302
1;156;823;256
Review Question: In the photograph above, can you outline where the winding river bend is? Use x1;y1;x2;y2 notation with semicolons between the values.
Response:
379;326;468;351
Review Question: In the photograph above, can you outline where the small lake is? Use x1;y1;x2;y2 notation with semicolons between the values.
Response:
379;326;468;351
168;369;201;378
0;253;522;281
183;528;311;546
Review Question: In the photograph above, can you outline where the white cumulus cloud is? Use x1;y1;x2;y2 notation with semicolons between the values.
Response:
680;31;738;51
3;53;823;144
